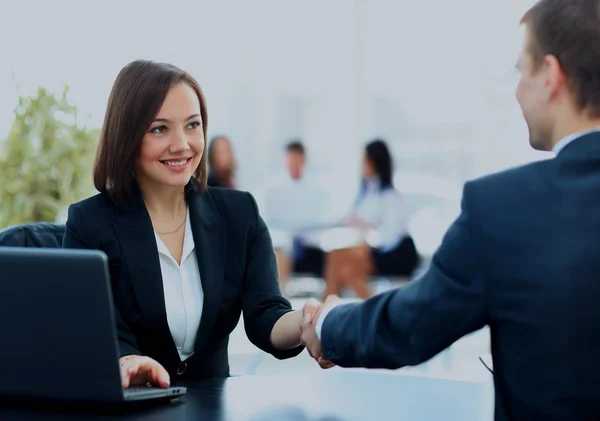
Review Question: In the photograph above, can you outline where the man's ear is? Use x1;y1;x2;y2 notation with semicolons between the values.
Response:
543;54;567;100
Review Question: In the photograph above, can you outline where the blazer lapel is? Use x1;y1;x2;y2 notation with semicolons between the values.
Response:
187;186;225;354
111;185;180;366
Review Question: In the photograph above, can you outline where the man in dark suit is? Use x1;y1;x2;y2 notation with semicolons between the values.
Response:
300;0;600;419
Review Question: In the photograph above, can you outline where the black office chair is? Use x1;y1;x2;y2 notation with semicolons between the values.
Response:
0;222;65;248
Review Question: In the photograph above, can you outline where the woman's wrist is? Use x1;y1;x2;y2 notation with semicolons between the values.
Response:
119;354;138;366
296;309;304;339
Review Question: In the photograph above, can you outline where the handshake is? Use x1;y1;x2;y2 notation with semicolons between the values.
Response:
300;295;341;369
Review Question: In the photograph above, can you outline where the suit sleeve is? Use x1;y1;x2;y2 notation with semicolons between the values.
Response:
241;192;304;359
321;181;488;368
62;204;141;358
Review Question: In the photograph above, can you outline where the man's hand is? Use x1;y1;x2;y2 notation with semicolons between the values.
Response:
300;295;341;369
119;355;170;389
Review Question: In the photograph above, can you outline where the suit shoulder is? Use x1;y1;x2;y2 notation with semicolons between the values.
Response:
205;186;249;201
69;192;109;210
461;159;555;226
206;186;257;209
204;187;258;224
467;158;553;194
67;193;114;227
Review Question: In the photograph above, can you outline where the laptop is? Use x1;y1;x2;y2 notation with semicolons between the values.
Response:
0;247;186;403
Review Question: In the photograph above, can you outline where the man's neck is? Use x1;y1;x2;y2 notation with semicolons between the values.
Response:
550;116;600;149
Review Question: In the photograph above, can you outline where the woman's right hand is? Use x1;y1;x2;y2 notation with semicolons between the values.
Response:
119;355;170;389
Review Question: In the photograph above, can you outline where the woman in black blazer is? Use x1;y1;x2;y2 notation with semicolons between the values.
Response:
63;60;323;388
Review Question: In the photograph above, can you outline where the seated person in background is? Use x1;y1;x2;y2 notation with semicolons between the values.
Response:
323;139;419;300
206;135;237;188
262;141;330;290
63;60;318;388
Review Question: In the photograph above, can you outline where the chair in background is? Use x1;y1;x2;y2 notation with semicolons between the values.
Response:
0;222;65;248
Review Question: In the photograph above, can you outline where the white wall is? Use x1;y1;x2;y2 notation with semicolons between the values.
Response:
0;0;547;214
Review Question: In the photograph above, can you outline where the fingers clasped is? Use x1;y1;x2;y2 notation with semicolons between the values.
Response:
299;295;340;370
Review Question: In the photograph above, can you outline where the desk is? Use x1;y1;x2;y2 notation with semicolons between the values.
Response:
0;372;493;420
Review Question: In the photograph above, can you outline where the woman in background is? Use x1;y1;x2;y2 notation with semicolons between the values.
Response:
323;139;420;300
63;60;324;388
207;135;237;188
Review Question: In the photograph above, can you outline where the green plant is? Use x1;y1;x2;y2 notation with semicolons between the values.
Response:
0;86;99;228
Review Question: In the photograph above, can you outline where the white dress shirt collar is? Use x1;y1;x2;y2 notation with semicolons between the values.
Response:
553;127;600;155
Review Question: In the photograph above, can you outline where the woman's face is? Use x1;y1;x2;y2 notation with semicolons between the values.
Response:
135;82;204;189
211;137;235;172
362;155;376;178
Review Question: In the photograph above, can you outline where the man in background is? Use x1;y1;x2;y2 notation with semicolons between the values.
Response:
262;141;331;290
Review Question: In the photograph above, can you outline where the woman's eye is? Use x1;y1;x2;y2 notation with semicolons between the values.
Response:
150;125;168;134
188;121;201;130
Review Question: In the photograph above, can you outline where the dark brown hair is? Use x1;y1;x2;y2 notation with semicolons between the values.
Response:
521;0;600;117
285;140;305;155
93;60;208;208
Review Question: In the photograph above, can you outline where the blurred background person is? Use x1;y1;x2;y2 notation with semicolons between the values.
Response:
323;139;420;300
207;135;237;188
261;141;331;291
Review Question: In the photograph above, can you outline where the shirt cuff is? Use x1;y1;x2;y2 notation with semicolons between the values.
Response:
315;305;335;340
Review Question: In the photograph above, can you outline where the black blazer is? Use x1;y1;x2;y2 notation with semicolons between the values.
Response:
206;172;223;187
63;182;302;381
321;132;600;420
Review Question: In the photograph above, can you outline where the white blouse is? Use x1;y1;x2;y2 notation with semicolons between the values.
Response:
154;208;204;361
351;179;408;252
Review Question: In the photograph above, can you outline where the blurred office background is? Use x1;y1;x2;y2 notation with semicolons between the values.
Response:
0;0;542;384
1;0;548;231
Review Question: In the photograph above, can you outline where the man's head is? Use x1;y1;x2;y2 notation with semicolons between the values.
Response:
285;140;306;180
516;0;600;151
